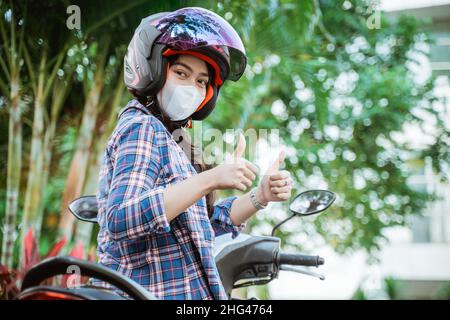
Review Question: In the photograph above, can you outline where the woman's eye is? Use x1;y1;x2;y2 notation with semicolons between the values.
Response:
198;79;207;86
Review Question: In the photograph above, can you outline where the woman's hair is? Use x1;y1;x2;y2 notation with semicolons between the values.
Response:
138;55;217;218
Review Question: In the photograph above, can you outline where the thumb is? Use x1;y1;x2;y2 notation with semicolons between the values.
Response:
233;133;246;159
267;150;285;173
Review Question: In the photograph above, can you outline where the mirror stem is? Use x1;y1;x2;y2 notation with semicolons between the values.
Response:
271;213;296;237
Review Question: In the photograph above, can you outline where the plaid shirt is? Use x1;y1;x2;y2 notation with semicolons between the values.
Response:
94;99;245;300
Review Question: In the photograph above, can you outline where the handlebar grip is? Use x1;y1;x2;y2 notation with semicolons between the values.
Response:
278;253;325;267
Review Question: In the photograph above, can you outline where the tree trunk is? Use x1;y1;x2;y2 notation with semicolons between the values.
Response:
74;77;125;248
1;75;22;269
73;142;101;250
1;2;24;270
20;56;46;246
36;78;72;237
58;64;107;242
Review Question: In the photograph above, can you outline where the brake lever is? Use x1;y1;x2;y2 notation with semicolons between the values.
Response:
280;265;326;280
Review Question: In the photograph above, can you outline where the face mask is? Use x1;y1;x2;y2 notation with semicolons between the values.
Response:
157;77;205;121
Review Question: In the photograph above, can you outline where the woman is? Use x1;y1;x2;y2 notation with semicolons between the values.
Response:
95;7;293;300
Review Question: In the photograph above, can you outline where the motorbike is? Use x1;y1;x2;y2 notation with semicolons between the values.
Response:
16;190;336;300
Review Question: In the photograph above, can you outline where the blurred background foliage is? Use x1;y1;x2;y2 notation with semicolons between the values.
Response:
0;0;448;296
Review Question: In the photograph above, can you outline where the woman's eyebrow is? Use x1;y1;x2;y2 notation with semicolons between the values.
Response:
173;61;208;78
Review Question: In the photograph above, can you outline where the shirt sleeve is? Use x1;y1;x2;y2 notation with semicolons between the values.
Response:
106;119;171;242
210;196;246;239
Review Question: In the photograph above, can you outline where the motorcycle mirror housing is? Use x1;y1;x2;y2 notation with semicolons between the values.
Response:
271;190;336;236
289;190;336;216
68;195;99;223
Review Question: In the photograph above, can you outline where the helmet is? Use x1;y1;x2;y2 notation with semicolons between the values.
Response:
124;7;247;121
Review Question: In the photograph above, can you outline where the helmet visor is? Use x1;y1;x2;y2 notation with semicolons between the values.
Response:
153;7;247;81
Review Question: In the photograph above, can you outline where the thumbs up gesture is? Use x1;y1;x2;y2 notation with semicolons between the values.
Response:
256;150;293;204
210;133;259;192
233;132;247;160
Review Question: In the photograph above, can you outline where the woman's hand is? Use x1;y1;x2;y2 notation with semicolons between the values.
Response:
208;133;259;192
256;150;293;204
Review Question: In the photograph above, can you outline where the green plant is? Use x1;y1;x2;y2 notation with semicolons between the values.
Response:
352;286;368;300
383;276;404;300
0;227;92;299
434;282;450;300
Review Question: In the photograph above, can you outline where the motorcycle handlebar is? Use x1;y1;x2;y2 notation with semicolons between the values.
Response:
278;253;325;267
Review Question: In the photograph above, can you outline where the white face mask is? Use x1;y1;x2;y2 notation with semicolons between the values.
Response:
157;77;205;121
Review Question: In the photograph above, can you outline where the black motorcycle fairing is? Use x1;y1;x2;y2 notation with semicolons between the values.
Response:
215;235;280;298
21;256;156;300
17;285;128;300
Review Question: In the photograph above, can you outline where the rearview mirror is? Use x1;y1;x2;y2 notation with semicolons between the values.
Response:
289;190;336;216
271;189;336;236
68;196;98;223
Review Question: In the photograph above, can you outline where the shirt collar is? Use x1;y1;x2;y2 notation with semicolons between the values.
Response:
117;99;152;119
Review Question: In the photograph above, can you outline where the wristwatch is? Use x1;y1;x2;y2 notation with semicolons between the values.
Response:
250;188;267;210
